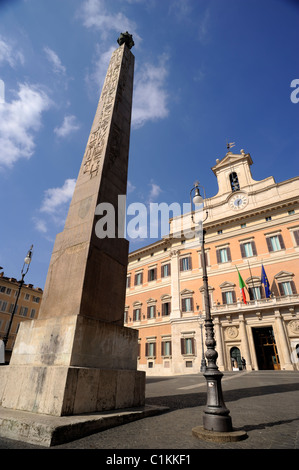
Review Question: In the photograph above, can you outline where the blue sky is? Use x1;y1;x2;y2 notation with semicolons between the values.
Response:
0;0;298;289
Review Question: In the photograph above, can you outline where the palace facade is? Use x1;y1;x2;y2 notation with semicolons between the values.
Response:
125;150;299;375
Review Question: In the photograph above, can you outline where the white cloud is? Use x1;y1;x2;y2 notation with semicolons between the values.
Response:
54;115;80;138
148;182;163;202
44;46;66;75
132;54;169;128
0;83;51;169
40;178;76;214
127;180;136;193
78;0;138;39
0;36;24;68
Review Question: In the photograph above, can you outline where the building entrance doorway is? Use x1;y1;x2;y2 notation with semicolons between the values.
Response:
252;327;280;370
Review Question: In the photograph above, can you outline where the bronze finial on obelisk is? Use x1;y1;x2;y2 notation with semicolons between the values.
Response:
0;34;145;418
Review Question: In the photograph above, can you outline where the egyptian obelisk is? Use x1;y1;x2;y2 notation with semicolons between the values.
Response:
0;33;145;416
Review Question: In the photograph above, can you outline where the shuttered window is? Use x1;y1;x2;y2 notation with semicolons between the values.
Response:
162;302;171;316
161;263;171;277
180;337;195;355
161;341;172;356
240;241;257;258
221;291;236;304
278;281;297;296
148;268;157;282
182;297;194;312
180;256;192;271
266;234;285;252
216;247;231;263
147;305;156;319
134;272;143;286
145;342;156;357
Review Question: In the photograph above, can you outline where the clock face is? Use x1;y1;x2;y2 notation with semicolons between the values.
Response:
229;193;248;210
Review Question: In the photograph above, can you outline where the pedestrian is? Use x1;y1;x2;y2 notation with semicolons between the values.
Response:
241;356;246;370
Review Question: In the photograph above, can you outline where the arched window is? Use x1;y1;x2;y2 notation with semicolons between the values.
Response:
229;172;240;192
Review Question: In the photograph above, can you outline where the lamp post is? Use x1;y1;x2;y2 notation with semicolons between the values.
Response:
190;182;233;433
3;245;33;350
196;306;206;372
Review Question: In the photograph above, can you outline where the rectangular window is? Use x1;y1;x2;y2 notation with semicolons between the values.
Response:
148;268;157;282
180;256;192;271
221;291;236;304
134;272;143;286
19;306;28;317
161;341;172;356
161;263;171;278
240;241;257;258
279;281;296;296
216;247;231;263
147;305;156;319
24;293;30;301
182;297;194;312
162;302;171;316
181;337;195;355
6;288;11;295
249;286;262;300
32;296;40;303
133;308;141;321
145;342;156;357
9;303;18;314
0;301;8;312
293;229;299;246
266;234;285;252
0;286;6;293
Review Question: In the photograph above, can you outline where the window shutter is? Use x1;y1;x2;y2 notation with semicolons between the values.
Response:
232;291;237;303
162;303;165;316
169;342;172;355
240;244;246;258
260;286;265;298
278;234;285;250
226;247;232;261
180;338;186;354
153;343;156;357
278;283;284;296
138;343;141;357
168;263;171;276
189;256;192;270
128;276;131;287
251;241;257;256
161;265;164;278
161;342;165;356
182;298;186;312
134;274;137;285
145;343;149;356
266;237;273;252
179;258;183;271
216;249;221;263
147;306;150;319
222;292;227;304
290;281;297;294
190;297;194;311
294;230;299;246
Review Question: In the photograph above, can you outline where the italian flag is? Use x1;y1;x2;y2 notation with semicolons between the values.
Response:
237;268;247;304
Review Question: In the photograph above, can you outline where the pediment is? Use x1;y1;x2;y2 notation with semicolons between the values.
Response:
180;288;194;295
274;271;294;279
212;152;253;175
219;281;236;289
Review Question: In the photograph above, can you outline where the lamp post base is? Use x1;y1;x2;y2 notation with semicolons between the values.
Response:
202;368;233;432
192;426;247;443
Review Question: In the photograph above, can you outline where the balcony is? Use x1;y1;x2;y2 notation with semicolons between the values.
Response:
211;294;299;314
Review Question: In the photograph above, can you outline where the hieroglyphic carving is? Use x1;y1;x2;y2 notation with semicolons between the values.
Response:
82;45;130;177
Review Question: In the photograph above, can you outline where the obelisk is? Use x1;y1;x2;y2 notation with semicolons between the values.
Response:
0;33;145;416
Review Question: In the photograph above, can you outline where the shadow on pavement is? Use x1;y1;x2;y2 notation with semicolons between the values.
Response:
145;382;299;410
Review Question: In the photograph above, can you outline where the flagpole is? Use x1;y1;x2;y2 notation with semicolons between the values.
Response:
247;260;254;300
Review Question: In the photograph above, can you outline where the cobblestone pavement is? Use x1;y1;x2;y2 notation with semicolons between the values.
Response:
0;370;298;452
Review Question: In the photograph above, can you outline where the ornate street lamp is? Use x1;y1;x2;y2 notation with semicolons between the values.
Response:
196;306;206;372
190;182;235;434
3;245;33;350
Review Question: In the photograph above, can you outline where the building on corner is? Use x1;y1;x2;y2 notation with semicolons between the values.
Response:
125;149;299;375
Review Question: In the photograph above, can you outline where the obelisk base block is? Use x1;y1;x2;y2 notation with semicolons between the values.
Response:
0;315;145;416
0;364;145;416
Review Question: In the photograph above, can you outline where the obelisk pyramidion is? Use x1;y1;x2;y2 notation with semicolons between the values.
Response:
0;33;145;417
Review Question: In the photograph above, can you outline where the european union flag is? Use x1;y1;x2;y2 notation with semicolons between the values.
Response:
261;264;271;298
